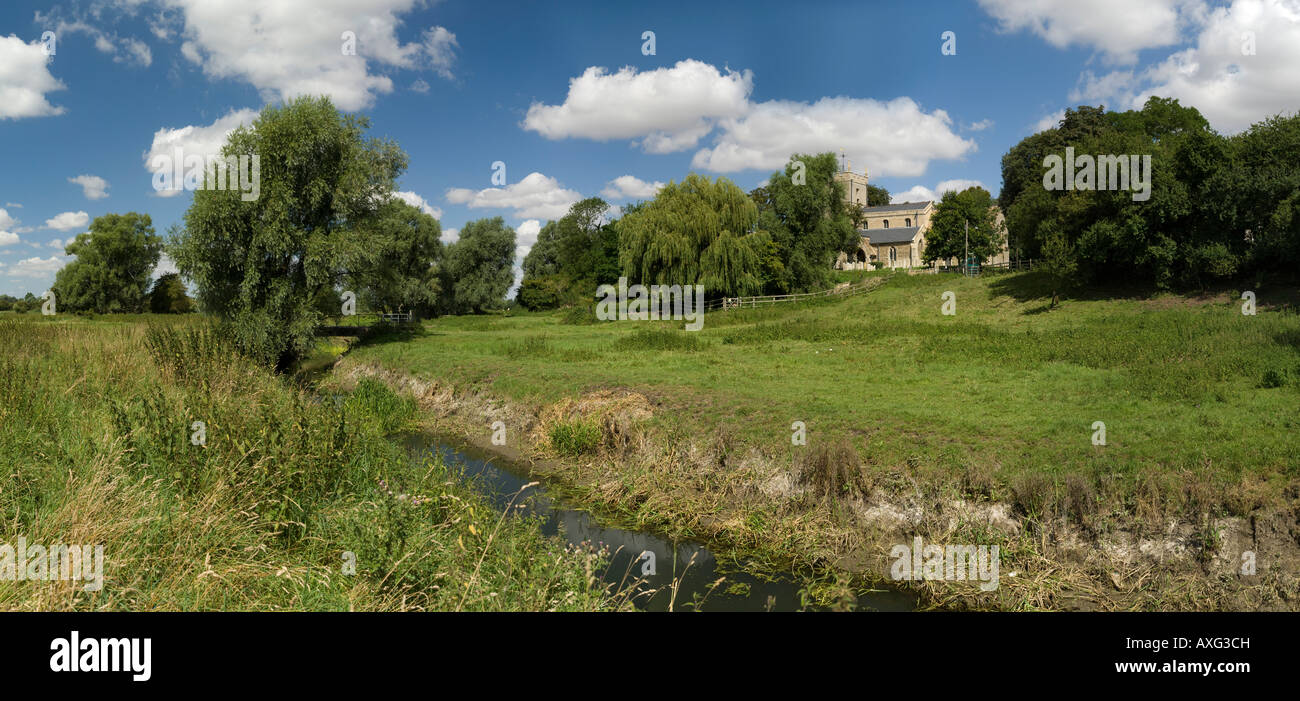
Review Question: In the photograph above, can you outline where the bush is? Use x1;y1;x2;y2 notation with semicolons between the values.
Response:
1260;368;1288;388
549;419;602;456
612;326;702;352
345;378;417;434
516;275;567;311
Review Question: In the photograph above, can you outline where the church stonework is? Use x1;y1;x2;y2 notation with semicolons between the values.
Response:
833;162;1009;271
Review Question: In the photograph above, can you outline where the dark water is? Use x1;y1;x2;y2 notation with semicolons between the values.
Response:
402;434;916;612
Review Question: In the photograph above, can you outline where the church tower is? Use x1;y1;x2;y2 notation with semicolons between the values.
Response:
833;152;869;208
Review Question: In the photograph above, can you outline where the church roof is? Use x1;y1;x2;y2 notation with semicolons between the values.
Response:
862;201;932;213
860;226;921;244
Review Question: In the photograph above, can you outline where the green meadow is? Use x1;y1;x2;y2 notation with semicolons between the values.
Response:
350;270;1300;525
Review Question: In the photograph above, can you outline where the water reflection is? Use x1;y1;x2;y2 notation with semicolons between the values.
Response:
403;435;916;612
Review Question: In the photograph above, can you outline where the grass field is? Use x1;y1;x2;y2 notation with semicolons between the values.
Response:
338;270;1300;609
0;314;621;611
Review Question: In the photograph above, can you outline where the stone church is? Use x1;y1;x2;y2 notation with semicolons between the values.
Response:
832;160;1008;270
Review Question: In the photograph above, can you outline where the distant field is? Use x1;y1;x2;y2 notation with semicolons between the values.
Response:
350;271;1300;518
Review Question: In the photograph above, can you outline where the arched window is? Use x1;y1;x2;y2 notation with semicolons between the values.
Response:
883;220;890;229
889;247;897;263
905;218;912;227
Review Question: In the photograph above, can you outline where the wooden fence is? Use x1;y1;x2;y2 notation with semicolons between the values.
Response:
703;276;888;312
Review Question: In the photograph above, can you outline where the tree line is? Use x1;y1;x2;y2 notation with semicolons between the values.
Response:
23;93;1296;370
999;96;1300;294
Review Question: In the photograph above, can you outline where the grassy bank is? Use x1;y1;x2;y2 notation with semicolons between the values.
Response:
0;314;622;611
335;270;1300;609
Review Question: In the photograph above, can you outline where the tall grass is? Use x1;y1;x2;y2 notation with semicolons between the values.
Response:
0;317;621;611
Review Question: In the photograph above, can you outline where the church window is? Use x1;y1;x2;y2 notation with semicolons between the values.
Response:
905;218;911;227
883;220;890;229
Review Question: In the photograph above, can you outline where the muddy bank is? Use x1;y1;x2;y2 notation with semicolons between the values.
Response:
329;359;1300;611
401;433;916;611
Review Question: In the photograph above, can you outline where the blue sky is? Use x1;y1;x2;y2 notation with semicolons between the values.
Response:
2;0;1298;297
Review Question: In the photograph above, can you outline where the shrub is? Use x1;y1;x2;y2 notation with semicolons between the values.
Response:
612;326;702;352
549;419;602;456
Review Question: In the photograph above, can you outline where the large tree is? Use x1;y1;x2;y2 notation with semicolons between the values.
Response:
52;212;162;313
618;174;766;297
169;96;407;368
923;186;1005;265
757;152;859;293
439;217;515;314
148;272;194;313
353;199;443;316
999;97;1244;290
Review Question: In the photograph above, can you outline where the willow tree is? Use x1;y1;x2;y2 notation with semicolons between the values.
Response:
617;174;766;297
169;96;407;369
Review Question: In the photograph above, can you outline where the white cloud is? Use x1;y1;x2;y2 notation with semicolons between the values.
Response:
49;238;64;250
411;79;430;94
3;203;20;208
446;172;581;220
424;26;458;80
163;0;454;111
514;218;541;265
441;227;459;244
890;179;987;204
69;174;110;200
0;231;19;247
1033;109;1066;133
601;175;664;200
1088;0;1300;134
44;211;89;231
5;255;69;278
0;208;17;230
523;59;753;153
144;107;258;196
515;219;542;246
691;96;976;176
392;190;442;218
0;35;67;119
33;15;153;67
153;252;179;277
976;0;1195;64
966;119;995;131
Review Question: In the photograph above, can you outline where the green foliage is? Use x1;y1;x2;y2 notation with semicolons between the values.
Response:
148;273;194;314
867;184;892;207
1;316;617;611
169;96;408;369
998;97;1300;290
518;200;621;310
344;378;417;434
521;220;561;278
758;153;859;293
52;213;162;314
439;217;515;314
516;274;567;311
1039;220;1078;308
612;326;702;352
924;186;1005;265
354;200;443;317
619;173;765;297
548;419;602;456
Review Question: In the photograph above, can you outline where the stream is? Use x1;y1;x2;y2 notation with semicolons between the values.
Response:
401;433;917;612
